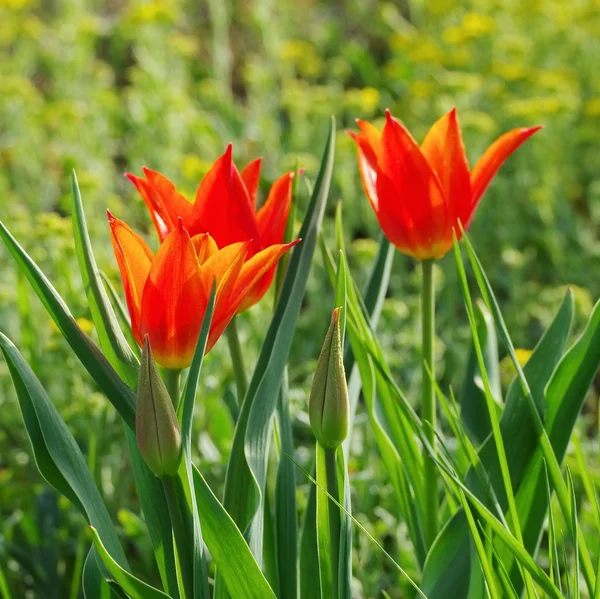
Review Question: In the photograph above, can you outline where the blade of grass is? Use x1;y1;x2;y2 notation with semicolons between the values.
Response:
453;235;536;597
461;229;597;595
216;118;335;596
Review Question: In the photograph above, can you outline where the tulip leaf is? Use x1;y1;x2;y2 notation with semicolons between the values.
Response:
192;466;277;599
421;267;573;597
89;528;170;599
462;233;598;594
0;334;129;574
459;300;501;445
178;284;216;599
71;171;179;597
82;549;111;599
99;270;140;357
216;116;335;597
0;219;137;429
71;171;139;382
274;369;298;599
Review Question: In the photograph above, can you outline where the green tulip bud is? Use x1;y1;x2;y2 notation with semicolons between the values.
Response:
136;336;182;477
309;307;349;449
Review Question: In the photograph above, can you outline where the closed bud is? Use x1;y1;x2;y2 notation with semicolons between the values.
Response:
309;307;349;449
136;336;182;477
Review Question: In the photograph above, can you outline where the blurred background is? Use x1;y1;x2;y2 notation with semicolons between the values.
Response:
1;0;599;596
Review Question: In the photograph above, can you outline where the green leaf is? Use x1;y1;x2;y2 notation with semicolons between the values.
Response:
462;232;598;594
99;271;140;358
0;219;136;429
459;300;501;445
82;549;111;599
89;528;170;599
275;370;298;599
71;172;179;597
421;266;574;598
178;285;216;599
336;448;352;599
424;446;563;599
71;171;138;383
0;334;128;571
217;117;335;595
192;466;277;599
299;460;321;599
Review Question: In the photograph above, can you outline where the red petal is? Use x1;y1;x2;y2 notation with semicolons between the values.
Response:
190;144;261;252
233;239;300;313
201;241;251;352
139;222;207;369
349;119;382;212
241;158;262;210
142;168;193;229
126;173;171;242
468;125;542;225
420;108;471;228
256;172;294;248
107;212;154;344
380;111;446;255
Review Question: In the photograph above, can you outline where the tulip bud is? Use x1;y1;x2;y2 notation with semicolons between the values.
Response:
136;336;182;477
309;307;349;449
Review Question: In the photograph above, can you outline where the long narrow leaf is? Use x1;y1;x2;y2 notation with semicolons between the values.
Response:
0;219;136;428
71;171;178;597
89;528;169;599
178;285;216;599
217;117;335;595
0;334;128;571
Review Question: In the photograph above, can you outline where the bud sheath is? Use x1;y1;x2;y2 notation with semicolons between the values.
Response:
309;307;349;449
136;336;182;477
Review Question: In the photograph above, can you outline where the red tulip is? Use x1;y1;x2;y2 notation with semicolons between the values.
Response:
350;109;541;260
126;145;295;310
108;212;299;368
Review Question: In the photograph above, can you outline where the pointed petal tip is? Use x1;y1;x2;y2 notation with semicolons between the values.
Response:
106;209;115;223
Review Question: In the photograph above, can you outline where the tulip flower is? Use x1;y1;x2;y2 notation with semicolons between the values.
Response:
126;145;295;310
108;212;299;369
349;108;541;260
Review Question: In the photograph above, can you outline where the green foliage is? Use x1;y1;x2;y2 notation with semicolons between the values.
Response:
1;1;600;597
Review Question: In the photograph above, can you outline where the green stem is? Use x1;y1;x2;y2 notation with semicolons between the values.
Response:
421;259;438;547
226;316;248;402
162;475;194;599
325;447;341;597
166;368;182;409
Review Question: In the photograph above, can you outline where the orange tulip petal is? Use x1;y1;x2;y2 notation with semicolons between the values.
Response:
241;158;262;210
190;144;261;252
201;241;251;351
191;233;219;264
349;120;382;212
139;222;207;369
142;167;194;229
233;239;301;313
256;171;294;248
468;125;542;225
380;111;446;249
107;212;154;344
126;173;171;242
420;108;471;226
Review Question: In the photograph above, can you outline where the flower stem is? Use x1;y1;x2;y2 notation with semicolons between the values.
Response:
166;368;182;410
162;474;194;599
226;316;248;403
324;447;341;596
421;258;438;547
